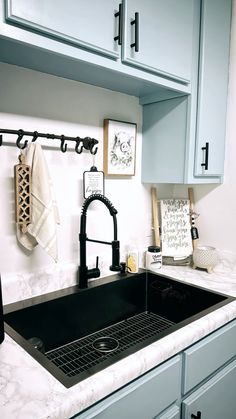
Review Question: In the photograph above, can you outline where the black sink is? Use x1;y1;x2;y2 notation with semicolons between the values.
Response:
4;272;234;388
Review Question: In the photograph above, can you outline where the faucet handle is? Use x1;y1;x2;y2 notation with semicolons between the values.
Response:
87;256;100;280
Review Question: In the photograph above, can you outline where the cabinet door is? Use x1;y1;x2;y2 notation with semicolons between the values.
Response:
122;0;196;83
183;319;236;394
75;356;181;419
5;0;120;59
182;359;236;419
194;0;231;177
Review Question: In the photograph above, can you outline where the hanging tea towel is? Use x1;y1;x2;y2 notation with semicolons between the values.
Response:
17;143;60;261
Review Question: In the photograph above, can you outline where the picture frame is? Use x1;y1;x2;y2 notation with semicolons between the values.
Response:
103;119;137;176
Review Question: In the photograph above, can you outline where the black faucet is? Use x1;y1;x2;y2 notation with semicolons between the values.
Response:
78;194;121;288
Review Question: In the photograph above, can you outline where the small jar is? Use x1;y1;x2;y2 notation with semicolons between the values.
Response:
146;246;162;271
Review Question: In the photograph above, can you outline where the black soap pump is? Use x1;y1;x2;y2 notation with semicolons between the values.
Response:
0;276;4;344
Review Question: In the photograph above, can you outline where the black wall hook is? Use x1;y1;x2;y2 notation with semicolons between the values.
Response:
83;137;98;155
60;136;67;153
32;131;38;142
91;144;98;155
16;129;28;149
75;138;83;154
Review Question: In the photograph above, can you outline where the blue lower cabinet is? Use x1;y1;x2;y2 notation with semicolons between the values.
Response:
75;356;181;419
182;359;236;419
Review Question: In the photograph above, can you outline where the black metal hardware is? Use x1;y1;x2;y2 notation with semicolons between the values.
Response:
83;136;98;155
32;131;38;142
16;129;28;149
130;12;139;52
201;141;209;170
114;3;123;45
0;128;99;155
75;138;83;154
191;411;202;419
60;135;67;153
96;256;99;269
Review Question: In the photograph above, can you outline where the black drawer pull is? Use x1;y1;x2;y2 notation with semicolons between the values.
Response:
130;12;139;52
201;141;209;170
114;3;123;45
191;411;202;419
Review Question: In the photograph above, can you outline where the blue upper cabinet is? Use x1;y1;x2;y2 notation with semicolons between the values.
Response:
5;0;120;60
0;0;191;98
5;0;196;84
122;0;195;84
193;0;231;178
141;0;231;184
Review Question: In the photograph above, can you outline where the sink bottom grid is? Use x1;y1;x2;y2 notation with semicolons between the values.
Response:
45;311;175;378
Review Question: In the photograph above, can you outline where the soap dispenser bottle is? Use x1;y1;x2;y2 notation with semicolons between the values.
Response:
127;246;139;273
0;276;4;344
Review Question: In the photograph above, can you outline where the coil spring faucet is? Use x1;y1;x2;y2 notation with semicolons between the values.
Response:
78;194;121;288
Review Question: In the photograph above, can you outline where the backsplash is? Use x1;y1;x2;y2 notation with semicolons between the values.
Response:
0;62;151;279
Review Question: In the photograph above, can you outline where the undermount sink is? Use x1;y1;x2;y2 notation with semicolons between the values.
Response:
4;271;234;388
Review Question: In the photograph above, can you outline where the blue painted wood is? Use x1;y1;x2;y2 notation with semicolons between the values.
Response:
183;319;236;394
141;0;231;184
122;0;196;83
0;1;190;100
6;0;120;59
75;356;181;418
182;359;236;419
142;96;188;184
194;0;231;177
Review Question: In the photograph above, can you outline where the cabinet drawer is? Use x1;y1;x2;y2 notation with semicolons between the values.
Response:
183;319;236;393
77;356;181;419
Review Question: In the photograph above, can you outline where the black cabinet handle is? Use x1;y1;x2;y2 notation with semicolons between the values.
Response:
114;3;123;45
201;142;209;170
191;411;202;419
130;12;139;52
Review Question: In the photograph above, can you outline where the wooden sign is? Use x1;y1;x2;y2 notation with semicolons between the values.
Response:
160;199;192;257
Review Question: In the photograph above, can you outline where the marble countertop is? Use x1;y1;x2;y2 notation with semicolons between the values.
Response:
1;262;236;419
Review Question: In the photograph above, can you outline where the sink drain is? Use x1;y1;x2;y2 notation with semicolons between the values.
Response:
93;336;119;353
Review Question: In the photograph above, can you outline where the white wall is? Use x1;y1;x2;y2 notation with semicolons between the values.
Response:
0;63;151;276
174;0;236;256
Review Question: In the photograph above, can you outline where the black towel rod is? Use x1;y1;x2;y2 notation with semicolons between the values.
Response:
0;128;98;155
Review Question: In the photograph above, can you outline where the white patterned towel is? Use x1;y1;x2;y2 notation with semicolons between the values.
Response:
17;143;60;261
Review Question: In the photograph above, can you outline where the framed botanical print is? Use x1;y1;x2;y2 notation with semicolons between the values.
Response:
103;119;137;176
